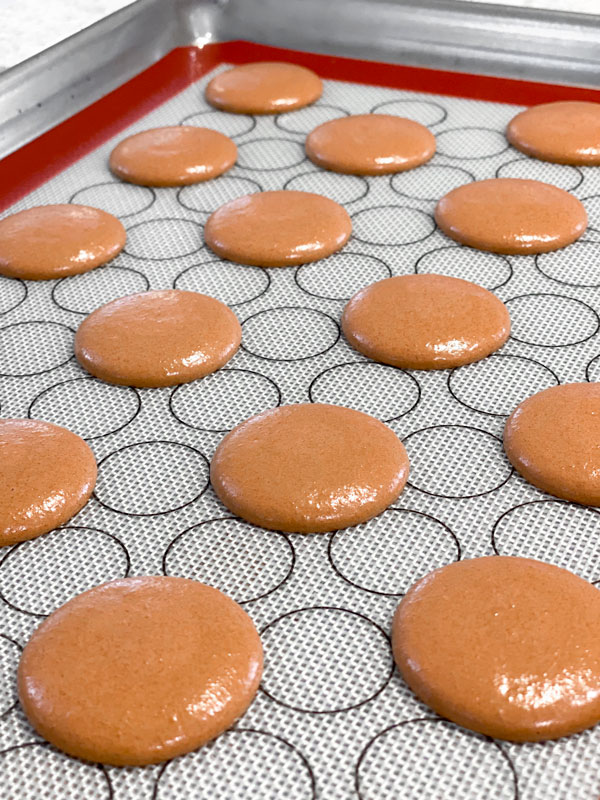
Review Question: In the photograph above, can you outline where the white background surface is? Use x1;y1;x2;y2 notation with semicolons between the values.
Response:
0;0;134;70
0;0;597;71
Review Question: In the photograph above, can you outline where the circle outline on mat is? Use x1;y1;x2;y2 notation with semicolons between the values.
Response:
0;633;22;719
236;137;307;171
161;516;295;604
390;164;476;202
0;320;75;377
369;99;448;127
274;103;350;134
168;367;282;432
535;242;600;289
93;440;210;516
0;741;113;797
259;606;394;714
51;265;151;315
354;717;519;800
586;353;600;382
69;181;156;218
294;251;392;301
0;525;132;618
495;158;584;192
447;353;560;418
179;109;257;137
402;424;513;499
327;507;461;597
350;204;435;246
283;169;370;204
240;305;341;362
413;244;513;291
0;277;27;316
491;499;600;585
308;361;421;422
151;728;316;800
505;292;600;347
435;126;510;159
176;175;264;214
581;194;600;233
123;217;204;261
27;377;142;440
172;259;271;306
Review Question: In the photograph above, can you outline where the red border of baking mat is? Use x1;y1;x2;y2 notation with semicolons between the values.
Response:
1;39;599;212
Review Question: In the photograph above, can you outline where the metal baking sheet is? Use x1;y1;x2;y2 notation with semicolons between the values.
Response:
1;0;599;161
2;37;600;800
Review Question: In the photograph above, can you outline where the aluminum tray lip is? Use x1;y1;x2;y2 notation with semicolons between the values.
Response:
0;0;599;164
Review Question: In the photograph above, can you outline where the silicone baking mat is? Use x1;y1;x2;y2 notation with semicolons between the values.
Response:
1;42;600;800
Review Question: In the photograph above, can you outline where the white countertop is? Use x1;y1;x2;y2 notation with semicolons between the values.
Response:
0;0;135;70
0;0;597;71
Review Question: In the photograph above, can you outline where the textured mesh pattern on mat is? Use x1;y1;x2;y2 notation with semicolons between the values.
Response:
1;63;600;800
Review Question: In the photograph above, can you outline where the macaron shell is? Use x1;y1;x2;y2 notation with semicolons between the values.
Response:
434;178;587;254
393;556;600;741
210;403;409;533
74;290;242;388
204;190;352;267
507;101;600;165
305;114;436;175
205;62;322;114
342;274;511;369
18;576;263;765
0;418;97;547
504;382;600;506
109;126;237;186
0;204;126;280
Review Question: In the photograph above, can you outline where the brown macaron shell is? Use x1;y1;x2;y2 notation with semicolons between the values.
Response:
0;418;97;547
504;382;600;506
204;190;352;267
205;61;322;114
109;126;237;186
75;290;241;388
434;178;587;255
305;114;436;175
507;101;600;166
393;556;600;742
0;204;126;280
210;403;409;533
18;576;263;765
342;274;510;370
